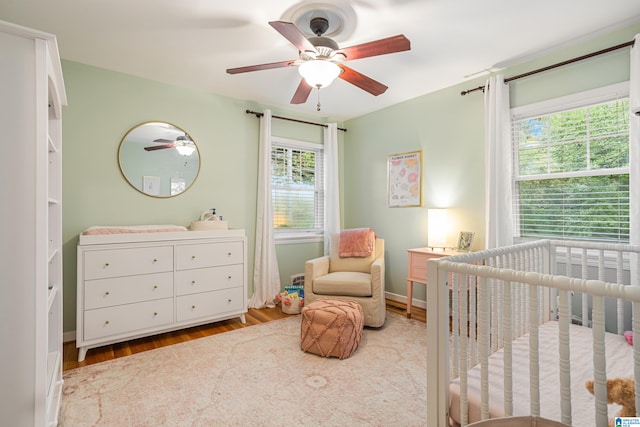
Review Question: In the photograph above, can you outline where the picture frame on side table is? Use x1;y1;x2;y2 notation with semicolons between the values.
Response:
387;150;422;207
457;231;475;252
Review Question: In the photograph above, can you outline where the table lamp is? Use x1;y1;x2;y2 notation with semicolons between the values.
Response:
427;208;449;251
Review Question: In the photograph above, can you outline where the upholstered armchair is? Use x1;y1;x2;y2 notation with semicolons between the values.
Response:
304;233;385;327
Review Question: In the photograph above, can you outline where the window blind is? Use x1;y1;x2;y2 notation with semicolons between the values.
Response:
271;140;324;234
512;96;630;243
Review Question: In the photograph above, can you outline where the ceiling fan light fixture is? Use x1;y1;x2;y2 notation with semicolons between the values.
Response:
298;60;341;88
175;142;196;156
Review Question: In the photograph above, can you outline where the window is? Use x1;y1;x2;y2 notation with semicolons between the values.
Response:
511;83;630;243
271;137;324;241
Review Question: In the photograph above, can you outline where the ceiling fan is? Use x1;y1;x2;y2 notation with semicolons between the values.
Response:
144;135;196;156
226;17;411;109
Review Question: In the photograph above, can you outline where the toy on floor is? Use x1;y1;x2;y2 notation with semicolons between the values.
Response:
624;330;633;345
585;377;636;427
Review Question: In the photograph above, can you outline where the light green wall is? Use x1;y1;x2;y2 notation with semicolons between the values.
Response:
61;23;638;333
342;23;639;304
61;62;342;332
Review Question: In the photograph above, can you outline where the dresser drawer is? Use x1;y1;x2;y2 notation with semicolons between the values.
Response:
84;272;173;309
176;242;243;270
176;287;244;322
408;251;430;283
84;246;173;280
175;264;244;296
83;298;173;341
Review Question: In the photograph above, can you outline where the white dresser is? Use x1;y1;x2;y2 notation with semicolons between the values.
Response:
76;229;247;361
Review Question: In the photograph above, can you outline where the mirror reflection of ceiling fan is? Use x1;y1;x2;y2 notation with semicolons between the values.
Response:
144;134;196;156
226;17;410;109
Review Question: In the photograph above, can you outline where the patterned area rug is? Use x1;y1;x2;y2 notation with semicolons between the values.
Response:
61;311;427;426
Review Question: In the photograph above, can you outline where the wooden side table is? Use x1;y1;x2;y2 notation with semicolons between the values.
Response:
406;248;460;318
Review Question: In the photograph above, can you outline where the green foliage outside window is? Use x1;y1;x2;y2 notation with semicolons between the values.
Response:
514;98;629;242
271;146;321;230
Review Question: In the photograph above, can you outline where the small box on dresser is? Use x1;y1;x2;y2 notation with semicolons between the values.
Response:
76;229;247;362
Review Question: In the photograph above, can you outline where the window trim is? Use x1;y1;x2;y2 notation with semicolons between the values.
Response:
511;81;629;120
271;136;324;245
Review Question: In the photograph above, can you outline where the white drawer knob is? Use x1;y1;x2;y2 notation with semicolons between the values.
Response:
153;285;158;289
191;255;196;260
104;291;110;296
227;252;231;256
104;262;110;267
153;258;158;263
104;320;109;325
227;299;232;304
153;312;158;316
191;305;196;310
227;276;232;280
191;280;196;285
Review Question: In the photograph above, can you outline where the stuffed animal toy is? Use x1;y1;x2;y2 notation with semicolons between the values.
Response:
585;377;636;427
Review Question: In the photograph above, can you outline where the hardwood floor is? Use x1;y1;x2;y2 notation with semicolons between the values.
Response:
63;300;426;371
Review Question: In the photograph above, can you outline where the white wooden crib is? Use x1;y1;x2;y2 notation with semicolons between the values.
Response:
425;240;640;427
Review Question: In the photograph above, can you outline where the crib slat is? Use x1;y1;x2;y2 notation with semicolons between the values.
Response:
558;289;572;425
452;272;460;378
528;284;540;416
503;280;513;416
617;251;624;335
469;271;478;367
460;273;470;425
478;275;491;422
592;295;608;427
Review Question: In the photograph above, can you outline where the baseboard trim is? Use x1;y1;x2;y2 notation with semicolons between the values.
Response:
385;291;426;310
63;330;76;343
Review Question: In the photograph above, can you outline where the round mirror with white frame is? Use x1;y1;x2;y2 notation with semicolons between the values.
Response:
118;121;200;197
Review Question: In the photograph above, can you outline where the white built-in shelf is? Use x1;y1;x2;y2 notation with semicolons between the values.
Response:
48;135;57;153
47;286;57;312
48;248;58;264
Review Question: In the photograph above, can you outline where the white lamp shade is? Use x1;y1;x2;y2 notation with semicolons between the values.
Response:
298;60;342;88
428;208;449;249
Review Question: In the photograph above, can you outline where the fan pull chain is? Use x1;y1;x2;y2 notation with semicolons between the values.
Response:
316;86;322;111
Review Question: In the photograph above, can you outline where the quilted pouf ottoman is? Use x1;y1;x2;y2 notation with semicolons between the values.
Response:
300;299;364;359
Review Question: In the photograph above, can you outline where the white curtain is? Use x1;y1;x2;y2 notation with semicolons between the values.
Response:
249;110;281;308
630;34;640;285
324;123;341;255
484;75;513;249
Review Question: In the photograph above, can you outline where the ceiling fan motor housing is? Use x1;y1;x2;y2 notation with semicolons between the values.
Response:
310;17;329;36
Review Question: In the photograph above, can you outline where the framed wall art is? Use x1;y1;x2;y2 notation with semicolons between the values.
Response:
142;175;160;196
387;150;422;207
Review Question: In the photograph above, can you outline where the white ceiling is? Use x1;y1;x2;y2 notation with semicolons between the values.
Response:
2;0;640;121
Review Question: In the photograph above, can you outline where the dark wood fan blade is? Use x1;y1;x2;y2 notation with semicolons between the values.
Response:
290;79;313;104
152;138;173;143
144;143;175;151
269;21;317;54
338;65;388;96
226;60;296;74
338;35;410;61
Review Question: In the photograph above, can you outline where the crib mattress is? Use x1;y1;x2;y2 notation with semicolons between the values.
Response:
449;321;633;427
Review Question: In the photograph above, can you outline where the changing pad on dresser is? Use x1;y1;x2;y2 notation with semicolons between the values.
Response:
79;225;243;245
82;224;188;235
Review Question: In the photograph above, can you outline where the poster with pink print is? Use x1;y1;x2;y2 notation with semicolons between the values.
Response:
387;150;422;207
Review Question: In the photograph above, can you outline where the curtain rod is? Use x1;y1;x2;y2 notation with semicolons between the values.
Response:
245;110;347;132
460;39;635;96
